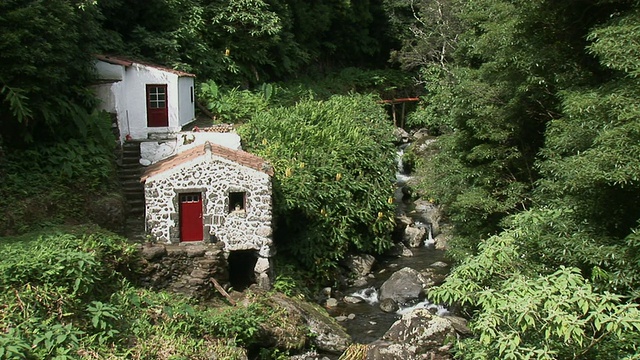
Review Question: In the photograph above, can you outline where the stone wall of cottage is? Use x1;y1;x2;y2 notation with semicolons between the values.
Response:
137;242;227;298
144;155;274;288
144;157;272;248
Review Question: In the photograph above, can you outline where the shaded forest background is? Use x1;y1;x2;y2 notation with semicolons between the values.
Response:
2;0;640;359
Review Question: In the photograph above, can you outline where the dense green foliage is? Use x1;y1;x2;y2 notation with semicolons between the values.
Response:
97;0;398;85
0;0;104;145
0;111;116;236
238;94;397;280
394;0;640;358
0;229;315;359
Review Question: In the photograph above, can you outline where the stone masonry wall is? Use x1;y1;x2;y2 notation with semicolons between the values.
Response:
137;242;228;298
144;156;273;252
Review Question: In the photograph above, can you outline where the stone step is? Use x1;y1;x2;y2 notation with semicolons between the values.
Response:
121;157;141;165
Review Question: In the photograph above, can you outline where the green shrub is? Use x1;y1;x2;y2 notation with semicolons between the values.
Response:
430;212;640;359
199;80;269;124
239;94;397;279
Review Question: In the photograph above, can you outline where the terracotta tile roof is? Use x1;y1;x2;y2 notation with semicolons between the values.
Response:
141;142;274;182
96;54;196;77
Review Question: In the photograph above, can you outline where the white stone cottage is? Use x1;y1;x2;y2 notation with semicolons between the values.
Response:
92;55;196;143
140;141;275;287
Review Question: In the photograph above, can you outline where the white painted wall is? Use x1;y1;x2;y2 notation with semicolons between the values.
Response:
122;64;178;140
140;132;242;165
94;59;195;142
178;77;195;127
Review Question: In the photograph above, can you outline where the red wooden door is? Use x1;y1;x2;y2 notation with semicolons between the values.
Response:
146;84;168;127
179;193;203;242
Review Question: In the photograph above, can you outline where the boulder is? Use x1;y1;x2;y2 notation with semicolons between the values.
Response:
419;268;447;289
385;242;413;258
434;232;450;251
342;254;377;277
430;261;448;268
270;294;352;354
379;298;399;313
379;267;428;304
393;127;413;144
411;199;442;236
402;226;426;248
363;309;456;360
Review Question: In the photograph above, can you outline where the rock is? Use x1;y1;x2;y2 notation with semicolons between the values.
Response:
141;244;167;260
412;128;431;139
434;232;450;251
185;246;206;257
385;242;413;258
420;268;447;288
254;257;270;273
270;295;352;354
335;315;348;322
347;313;356;320
139;158;152;166
351;277;369;287
430;261;448;268
342;254;376;277
379;267;428;304
363;309;456;360
443;316;472;335
379;298;399;313
393;127;413;144
395;214;413;227
288;351;330;360
343;296;363;304
411;199;442;236
325;298;339;308
402;226;426;248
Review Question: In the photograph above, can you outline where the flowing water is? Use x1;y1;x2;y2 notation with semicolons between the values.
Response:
327;245;450;343
326;139;451;344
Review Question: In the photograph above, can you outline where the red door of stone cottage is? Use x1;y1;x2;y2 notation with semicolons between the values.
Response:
146;84;169;127
179;193;203;242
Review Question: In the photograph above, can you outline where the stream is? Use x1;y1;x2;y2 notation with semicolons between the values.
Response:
328;245;450;344
326;138;451;344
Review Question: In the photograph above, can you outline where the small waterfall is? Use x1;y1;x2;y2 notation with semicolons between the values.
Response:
350;286;379;305
395;144;412;185
397;300;449;316
424;224;435;248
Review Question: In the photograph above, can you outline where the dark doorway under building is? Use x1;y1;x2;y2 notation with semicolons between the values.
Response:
228;250;257;291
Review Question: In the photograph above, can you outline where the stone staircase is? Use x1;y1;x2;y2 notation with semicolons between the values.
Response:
118;141;146;242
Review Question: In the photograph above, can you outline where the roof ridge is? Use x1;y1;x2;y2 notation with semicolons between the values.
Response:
96;54;196;77
141;142;273;182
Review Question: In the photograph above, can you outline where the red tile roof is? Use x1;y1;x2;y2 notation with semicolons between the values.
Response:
141;142;274;182
96;55;196;77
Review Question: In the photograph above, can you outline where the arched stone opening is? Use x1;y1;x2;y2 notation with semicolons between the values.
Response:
227;250;258;291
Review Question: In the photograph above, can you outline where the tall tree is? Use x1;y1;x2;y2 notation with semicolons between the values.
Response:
0;0;103;145
411;0;612;255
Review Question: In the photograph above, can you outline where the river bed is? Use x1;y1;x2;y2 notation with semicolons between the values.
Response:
327;245;450;344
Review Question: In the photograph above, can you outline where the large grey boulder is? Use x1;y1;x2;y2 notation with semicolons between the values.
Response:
363;309;457;360
269;294;352;354
342;254;376;277
411;199;442;236
379;267;428;304
394;127;413;144
402;226;426;248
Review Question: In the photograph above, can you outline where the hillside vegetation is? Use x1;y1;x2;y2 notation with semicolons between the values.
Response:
2;0;640;358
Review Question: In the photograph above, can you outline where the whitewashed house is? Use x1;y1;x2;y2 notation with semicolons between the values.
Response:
140;141;275;288
93;55;196;142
